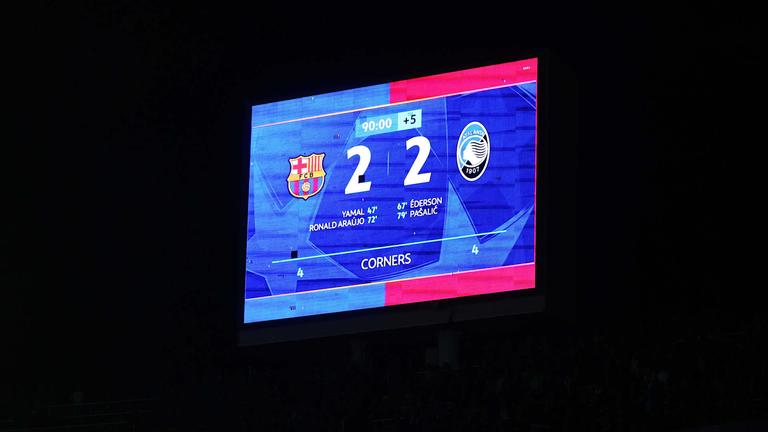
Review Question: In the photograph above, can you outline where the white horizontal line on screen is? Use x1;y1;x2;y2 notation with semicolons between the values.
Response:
271;230;507;264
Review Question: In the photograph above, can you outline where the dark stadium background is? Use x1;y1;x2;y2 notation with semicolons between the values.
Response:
5;2;763;430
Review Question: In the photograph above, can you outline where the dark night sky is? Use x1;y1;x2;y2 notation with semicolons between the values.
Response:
7;2;762;404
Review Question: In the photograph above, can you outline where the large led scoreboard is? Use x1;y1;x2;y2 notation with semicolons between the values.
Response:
243;58;539;326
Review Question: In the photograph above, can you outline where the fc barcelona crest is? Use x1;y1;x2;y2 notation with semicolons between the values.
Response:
287;153;326;200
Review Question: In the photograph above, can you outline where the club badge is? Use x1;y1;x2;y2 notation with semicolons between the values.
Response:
287;153;326;200
457;121;490;181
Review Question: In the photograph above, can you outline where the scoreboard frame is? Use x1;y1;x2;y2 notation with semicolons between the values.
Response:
238;51;549;345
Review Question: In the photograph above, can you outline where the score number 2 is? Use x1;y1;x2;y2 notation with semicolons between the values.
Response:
345;136;431;195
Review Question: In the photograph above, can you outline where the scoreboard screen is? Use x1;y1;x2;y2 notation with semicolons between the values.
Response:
244;58;538;324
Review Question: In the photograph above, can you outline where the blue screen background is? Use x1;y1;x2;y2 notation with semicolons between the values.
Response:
245;82;536;303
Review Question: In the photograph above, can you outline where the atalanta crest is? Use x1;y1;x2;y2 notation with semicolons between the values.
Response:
457;121;490;181
287;153;326;200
